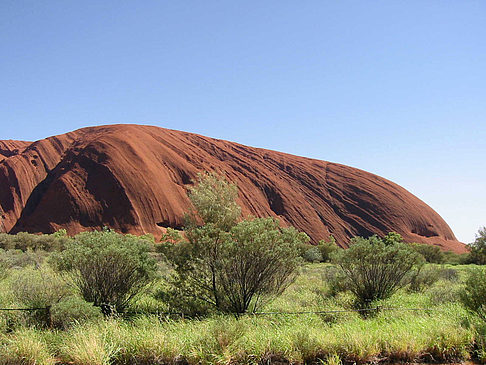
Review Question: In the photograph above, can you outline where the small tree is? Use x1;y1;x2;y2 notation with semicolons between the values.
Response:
186;172;241;231
317;234;340;262
409;242;444;263
221;217;306;313
469;227;486;265
10;266;70;327
461;268;486;321
51;230;157;313
160;173;308;315
383;231;404;246
332;235;423;309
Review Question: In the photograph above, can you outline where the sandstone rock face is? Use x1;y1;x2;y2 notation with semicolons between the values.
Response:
0;124;465;252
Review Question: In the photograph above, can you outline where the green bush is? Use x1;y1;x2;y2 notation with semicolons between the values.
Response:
443;250;470;265
0;248;48;270
0;231;71;251
468;227;486;265
383;231;404;245
9;266;70;327
51;296;102;329
10;266;70;308
163;216;308;315
460;267;486;321
302;246;323;263
317;235;340;262
160;173;308;315
50;230;157;313
409;243;444;263
322;265;349;296
332;235;423;309
408;265;440;292
298;236;339;263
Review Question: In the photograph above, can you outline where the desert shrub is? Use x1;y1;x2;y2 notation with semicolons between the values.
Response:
460;267;486;321
0;231;71;252
443;250;470;265
409;242;444;263
51;296;103;329
382;231;404;245
50;230;157;314
333;235;423;309
160;173;308;315
408;265;440;292
163;217;307;315
10;266;69;308
438;267;459;282
428;281;463;305
185;172;241;231
317;235;340;262
302;246;323;263
297;242;310;257
322;265;349;296
468;227;486;265
298;236;339;263
0;248;48;270
9;266;70;326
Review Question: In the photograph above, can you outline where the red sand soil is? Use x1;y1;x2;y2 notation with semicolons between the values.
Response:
0;124;466;252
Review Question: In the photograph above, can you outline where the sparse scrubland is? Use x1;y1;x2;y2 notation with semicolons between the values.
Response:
0;255;483;365
0;174;484;364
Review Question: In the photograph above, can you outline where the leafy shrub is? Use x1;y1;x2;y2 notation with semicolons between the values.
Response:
332;235;423;309
160;173;308;315
317;235;340;262
302;246;323;263
408;265;440;292
428;281;463;305
298;236;339;263
9;266;70;327
0;231;71;251
322;265;349;296
51;230;157;313
51;296;103;329
0;248;48;270
163;217;307;315
442;250;470;265
468;227;486;265
460;268;486;320
10;266;70;308
383;231;404;245
409;243;444;263
438;267;459;282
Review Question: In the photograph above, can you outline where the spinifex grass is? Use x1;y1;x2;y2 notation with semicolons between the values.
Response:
58;307;473;364
0;263;479;364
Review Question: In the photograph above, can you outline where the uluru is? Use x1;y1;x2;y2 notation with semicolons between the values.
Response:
0;124;465;253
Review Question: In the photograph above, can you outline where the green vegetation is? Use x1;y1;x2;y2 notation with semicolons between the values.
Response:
50;230;157;314
332;235;423;309
160;173;309;315
409;242;445;263
461;267;486;321
469;226;486;265
299;235;340;263
0;175;483;364
0;256;481;364
0;230;70;251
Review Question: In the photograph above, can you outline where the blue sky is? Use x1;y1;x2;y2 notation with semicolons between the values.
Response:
1;1;484;242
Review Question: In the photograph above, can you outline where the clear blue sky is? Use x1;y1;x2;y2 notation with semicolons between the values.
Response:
1;1;484;243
